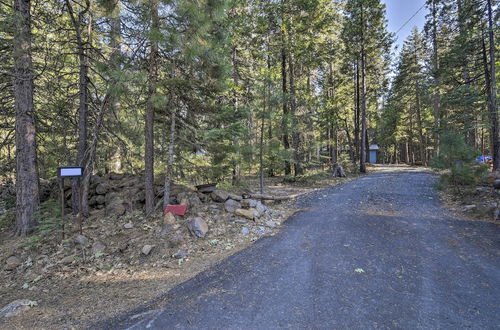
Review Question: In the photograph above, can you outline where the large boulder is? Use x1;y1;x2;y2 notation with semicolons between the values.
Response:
106;198;126;217
187;217;208;238
228;193;243;201
90;175;103;186
241;199;259;209
234;208;259;220
95;183;110;195
211;190;229;203
109;172;125;180
95;194;105;205
224;199;242;213
254;202;268;217
89;195;98;207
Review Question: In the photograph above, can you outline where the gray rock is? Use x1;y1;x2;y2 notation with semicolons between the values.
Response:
493;179;500;189
197;192;210;203
0;299;34;318
494;208;500;221
224;199;242;213
252;226;271;236
462;205;476;212
228;193;243;201
60;255;74;264
234;219;248;224
141;245;155;255
95;183;110;195
189;194;202;207
163;212;176;225
172;251;188;259
187;217;209;238
210;190;229;202
90;175;103;185
92;241;106;254
235;208;258;220
74;235;89;246
4;256;21;271
89;195;98;207
109;172;125;180
124;223;134;229
241;227;250;236
106;198;126;217
265;221;278;228
241;199;259;209
254;202;268;217
95;195;105;205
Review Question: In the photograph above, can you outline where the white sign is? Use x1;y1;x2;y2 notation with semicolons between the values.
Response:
58;167;83;177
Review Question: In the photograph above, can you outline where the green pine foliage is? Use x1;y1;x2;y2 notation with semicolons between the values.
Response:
430;133;487;188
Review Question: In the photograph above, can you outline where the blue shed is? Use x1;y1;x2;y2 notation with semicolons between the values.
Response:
369;144;379;163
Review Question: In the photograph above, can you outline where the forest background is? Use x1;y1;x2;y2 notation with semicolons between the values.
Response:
1;0;498;235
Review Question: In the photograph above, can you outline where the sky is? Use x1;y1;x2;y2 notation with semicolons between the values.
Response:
382;0;428;52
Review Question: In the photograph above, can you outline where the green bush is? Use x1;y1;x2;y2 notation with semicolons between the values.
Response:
430;132;487;188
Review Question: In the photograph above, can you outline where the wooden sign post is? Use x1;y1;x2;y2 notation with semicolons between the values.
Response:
57;166;83;238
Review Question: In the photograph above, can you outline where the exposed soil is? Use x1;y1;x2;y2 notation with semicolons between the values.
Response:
0;174;349;329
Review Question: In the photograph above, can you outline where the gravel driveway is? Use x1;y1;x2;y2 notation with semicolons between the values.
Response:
100;166;500;329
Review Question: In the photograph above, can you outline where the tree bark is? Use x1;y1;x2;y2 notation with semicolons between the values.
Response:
144;0;159;215
486;0;499;170
360;45;367;172
13;0;39;236
354;59;360;163
281;40;291;175
430;1;441;155
289;52;302;176
163;109;176;209
415;79;426;165
66;0;91;215
80;94;111;217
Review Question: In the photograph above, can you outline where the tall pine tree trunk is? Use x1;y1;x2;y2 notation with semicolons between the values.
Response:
144;0;159;215
281;42;291;175
109;1;122;172
354;59;360;163
430;0;441;155
13;0;39;236
289;53;302;176
163;109;176;209
359;44;367;172
415;79;426;165
486;0;499;170
66;0;91;215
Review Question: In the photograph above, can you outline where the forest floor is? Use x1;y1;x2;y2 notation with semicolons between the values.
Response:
0;170;352;329
1;165;496;329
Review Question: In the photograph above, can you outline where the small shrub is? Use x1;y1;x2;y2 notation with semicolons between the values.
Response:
24;200;62;248
338;154;357;174
430;132;487;190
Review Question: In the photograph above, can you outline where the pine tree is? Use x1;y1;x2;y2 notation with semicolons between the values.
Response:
12;0;40;235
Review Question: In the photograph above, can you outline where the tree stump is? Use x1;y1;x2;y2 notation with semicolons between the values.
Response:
331;164;346;177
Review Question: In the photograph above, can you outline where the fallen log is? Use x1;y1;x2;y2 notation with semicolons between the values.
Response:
247;193;298;201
